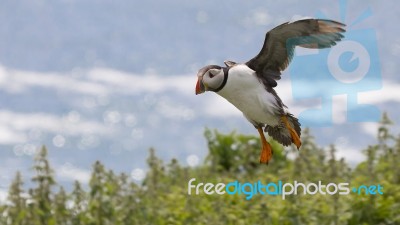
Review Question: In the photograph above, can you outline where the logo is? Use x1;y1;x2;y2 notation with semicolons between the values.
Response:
289;0;381;126
188;178;384;200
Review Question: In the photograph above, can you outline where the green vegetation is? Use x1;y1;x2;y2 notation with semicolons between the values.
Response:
1;113;399;225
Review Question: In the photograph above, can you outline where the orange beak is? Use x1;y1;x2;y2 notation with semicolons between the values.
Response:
195;77;205;95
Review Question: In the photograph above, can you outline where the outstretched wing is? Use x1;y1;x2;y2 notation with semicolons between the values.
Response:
246;19;346;87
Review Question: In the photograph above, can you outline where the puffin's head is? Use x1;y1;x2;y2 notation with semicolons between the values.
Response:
195;65;225;95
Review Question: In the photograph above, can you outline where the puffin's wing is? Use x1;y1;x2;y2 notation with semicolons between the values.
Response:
246;19;345;86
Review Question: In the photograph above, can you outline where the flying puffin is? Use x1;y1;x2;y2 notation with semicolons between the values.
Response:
195;19;346;164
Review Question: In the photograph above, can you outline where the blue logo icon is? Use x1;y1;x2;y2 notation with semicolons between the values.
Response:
289;0;382;126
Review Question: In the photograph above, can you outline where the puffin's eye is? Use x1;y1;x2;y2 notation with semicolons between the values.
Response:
209;71;215;78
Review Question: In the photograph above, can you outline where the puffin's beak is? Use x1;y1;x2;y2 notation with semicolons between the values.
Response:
195;77;206;95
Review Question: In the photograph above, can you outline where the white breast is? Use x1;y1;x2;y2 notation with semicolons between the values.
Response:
217;65;281;126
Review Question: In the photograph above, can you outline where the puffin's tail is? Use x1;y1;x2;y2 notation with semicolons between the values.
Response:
264;113;301;147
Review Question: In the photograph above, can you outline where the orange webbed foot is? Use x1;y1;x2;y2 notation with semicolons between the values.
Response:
257;127;273;164
281;116;302;150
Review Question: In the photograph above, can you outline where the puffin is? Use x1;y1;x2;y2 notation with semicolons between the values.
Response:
195;19;346;164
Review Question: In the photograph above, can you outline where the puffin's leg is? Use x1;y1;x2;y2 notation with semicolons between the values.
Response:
257;127;273;164
281;116;301;150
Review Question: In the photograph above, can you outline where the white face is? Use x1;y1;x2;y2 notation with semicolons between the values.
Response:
195;65;226;95
202;68;225;91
